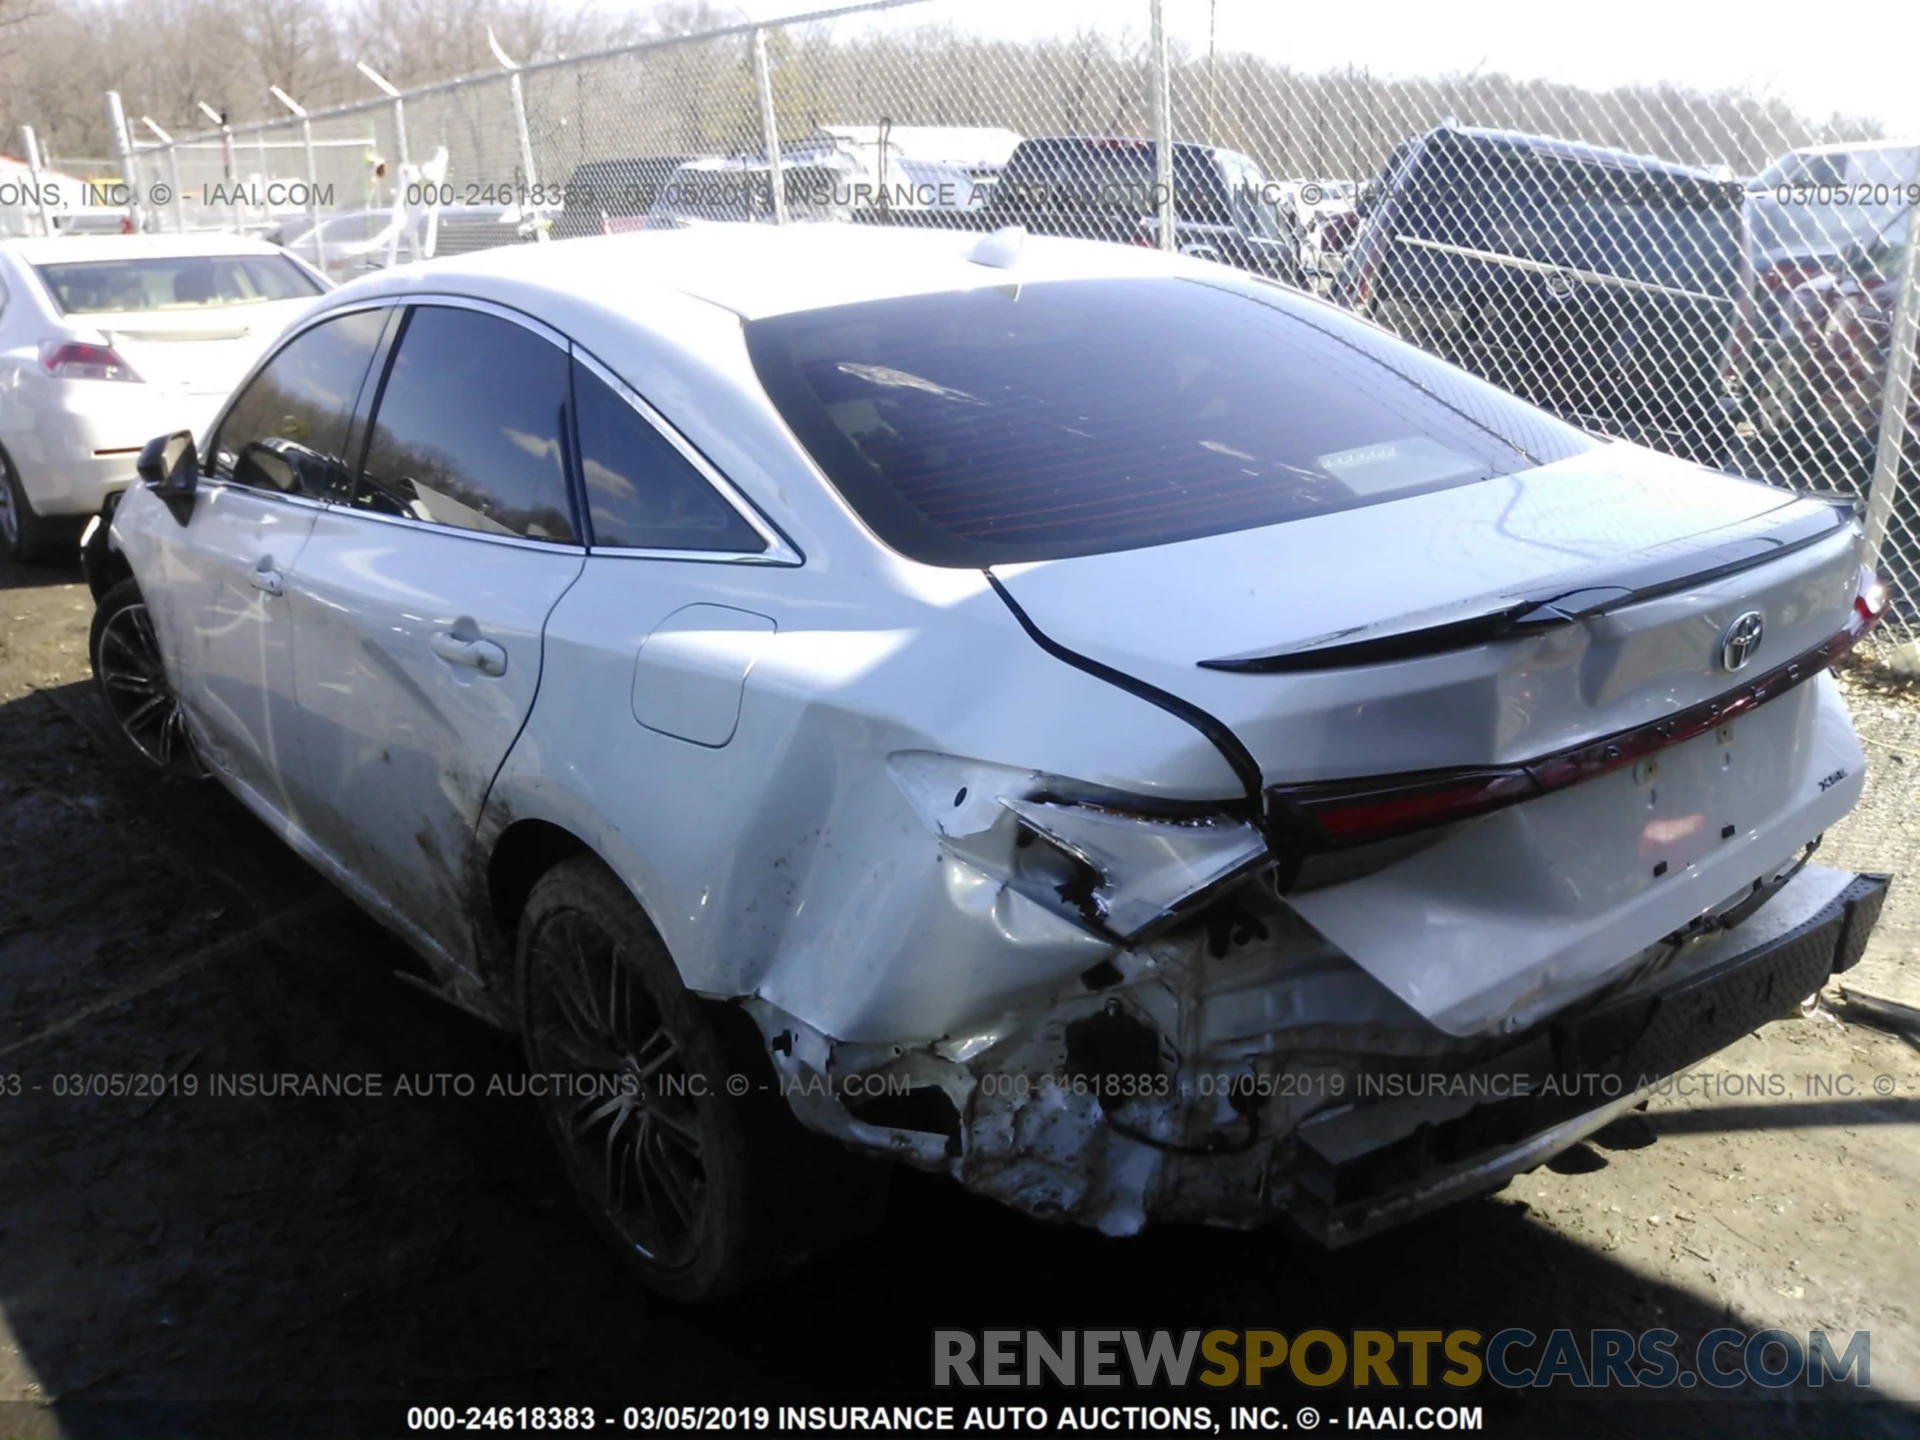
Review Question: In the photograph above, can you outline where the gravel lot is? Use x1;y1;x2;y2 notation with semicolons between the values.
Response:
1;546;1917;1438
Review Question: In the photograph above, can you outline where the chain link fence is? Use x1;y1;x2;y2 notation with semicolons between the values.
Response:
19;0;1920;646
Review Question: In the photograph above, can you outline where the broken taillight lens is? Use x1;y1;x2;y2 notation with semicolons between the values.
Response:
1856;566;1890;624
999;796;1269;941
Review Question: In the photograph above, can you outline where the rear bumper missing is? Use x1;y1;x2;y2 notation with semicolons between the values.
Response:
747;866;1888;1242
1292;870;1888;1245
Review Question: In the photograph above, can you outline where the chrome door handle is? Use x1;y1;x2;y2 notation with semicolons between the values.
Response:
429;630;508;677
249;561;284;596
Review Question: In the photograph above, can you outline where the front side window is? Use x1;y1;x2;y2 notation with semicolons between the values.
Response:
354;305;575;542
572;360;764;552
213;307;387;496
747;276;1598;566
34;254;324;315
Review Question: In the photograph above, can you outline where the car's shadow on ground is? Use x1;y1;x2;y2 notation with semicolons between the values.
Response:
0;550;84;591
0;680;1912;1439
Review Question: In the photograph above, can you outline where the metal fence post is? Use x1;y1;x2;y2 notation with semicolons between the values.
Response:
753;28;788;225
271;87;325;268
358;63;411;188
1149;0;1175;251
488;29;548;242
104;91;141;230
1863;211;1920;571
141;118;187;230
198;102;243;233
20;126;54;236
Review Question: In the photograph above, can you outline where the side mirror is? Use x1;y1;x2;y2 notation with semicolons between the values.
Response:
137;430;199;526
233;441;298;494
233;437;341;500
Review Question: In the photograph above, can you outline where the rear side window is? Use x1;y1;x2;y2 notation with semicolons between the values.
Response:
746;276;1597;566
355;305;575;542
213;307;387;494
572;361;764;552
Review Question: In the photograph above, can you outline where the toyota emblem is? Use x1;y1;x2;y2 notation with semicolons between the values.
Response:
1719;610;1765;672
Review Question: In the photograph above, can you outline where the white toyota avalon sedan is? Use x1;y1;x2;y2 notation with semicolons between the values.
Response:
83;223;1890;1301
0;232;327;560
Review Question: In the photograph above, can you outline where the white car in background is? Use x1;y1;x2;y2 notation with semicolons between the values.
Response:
85;225;1889;1301
0;232;326;560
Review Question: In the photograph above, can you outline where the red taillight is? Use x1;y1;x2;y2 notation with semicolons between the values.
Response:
1297;770;1535;847
40;340;141;382
1273;598;1882;854
1353;245;1380;308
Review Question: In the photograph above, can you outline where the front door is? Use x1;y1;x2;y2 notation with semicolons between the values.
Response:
128;306;388;821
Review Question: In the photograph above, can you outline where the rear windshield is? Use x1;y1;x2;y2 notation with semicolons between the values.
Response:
1397;138;1744;294
746;276;1598;566
34;255;323;314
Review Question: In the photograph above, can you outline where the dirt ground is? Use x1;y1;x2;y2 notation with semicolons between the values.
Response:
1;545;1918;1440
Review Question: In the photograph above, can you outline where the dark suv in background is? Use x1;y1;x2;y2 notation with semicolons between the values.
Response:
553;155;694;239
1334;125;1751;466
983;136;1303;285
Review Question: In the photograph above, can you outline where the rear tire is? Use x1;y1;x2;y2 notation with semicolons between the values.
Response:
1;454;63;565
516;856;888;1303
88;578;207;777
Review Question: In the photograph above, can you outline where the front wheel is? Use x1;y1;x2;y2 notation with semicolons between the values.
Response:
88;577;207;777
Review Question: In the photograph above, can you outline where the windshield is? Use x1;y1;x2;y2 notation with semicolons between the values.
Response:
34;254;323;314
746;276;1598;566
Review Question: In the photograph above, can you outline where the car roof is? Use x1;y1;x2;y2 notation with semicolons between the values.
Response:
1012;135;1229;158
329;221;1216;321
0;231;288;264
1770;138;1920;159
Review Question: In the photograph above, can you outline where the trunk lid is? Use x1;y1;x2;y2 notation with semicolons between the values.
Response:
993;443;1870;1036
991;442;1859;783
89;298;309;400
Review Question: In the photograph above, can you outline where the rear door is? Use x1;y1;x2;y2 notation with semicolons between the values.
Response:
127;305;387;819
283;300;585;970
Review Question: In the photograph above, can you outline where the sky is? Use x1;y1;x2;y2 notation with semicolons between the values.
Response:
715;0;1920;139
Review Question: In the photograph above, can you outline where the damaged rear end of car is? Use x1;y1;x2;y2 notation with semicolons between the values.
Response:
733;260;1893;1245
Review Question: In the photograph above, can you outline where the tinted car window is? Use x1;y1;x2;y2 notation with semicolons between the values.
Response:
213;307;387;495
34;254;323;314
746;275;1596;566
355;306;575;542
573;362;764;552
